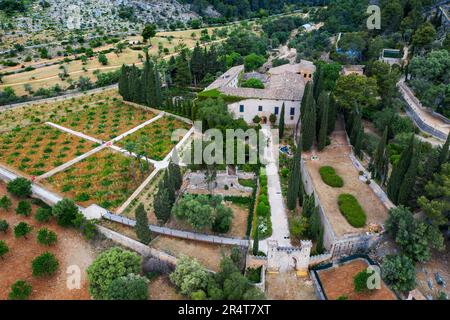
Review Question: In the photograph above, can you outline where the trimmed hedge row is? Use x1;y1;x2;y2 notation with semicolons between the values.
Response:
337;194;366;228
319;166;344;188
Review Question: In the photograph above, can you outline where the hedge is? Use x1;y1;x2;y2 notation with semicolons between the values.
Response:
337;194;366;228
319;166;344;188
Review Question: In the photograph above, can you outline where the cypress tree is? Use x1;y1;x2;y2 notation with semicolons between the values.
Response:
350;110;362;145
163;170;176;203
438;134;450;169
169;161;183;191
327;94;337;134
301;82;312;119
354;126;364;158
301;96;316;151
252;227;259;256
279;103;285;139
316;227;324;254
316;91;328;136
287;143;302;210
317;95;329;151
397;149;419;205
298;176;304;207
302;193;315;218
372;126;389;184
154;185;172;222
191;42;204;86
313;66;324;101
387;135;415;204
135;203;151;244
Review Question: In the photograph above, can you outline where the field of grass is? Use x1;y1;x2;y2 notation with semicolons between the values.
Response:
0;124;94;176
43;149;151;210
117;115;191;161
52;99;156;141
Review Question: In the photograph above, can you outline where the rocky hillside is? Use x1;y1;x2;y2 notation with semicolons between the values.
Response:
3;0;203;33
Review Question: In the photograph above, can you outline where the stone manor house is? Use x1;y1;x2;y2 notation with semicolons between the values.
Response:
204;61;316;126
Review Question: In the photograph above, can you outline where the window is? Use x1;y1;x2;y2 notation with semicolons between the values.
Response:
290;116;294;120
274;106;279;115
309;74;312;78
239;105;244;113
290;107;295;116
258;105;263;112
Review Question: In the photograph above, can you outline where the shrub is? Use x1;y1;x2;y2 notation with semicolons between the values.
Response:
353;270;372;292
337;194;366;228
382;255;416;292
16;200;32;216
246;266;262;283
87;247;142;300
212;205;233;233
106;274;149;300
242;78;265;89
8;280;32;300
0;240;9;259
0;219;9;233
169;256;210;296
289;216;308;240
256;202;270;217
52;198;79;227
7;178;32;197
0;195;12;210
319;166;344;187
37;228;57;246
32;252;59;277
14;222;32;239
336;295;348;300
35;207;52;222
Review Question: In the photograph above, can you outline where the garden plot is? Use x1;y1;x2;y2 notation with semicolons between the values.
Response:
52;99;157;141
0;124;94;177
116;115;191;161
42;149;152;211
303;119;387;237
0;89;120;133
315;258;397;300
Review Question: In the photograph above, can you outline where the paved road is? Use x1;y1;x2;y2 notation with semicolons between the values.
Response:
259;126;291;252
398;78;449;141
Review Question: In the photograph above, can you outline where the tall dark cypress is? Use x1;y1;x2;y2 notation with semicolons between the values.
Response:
287;142;302;210
135;203;151;244
279;103;285;139
313;65;324;101
397;148;419;205
318;97;329;151
327;93;337;134
191;42;204;86
372;126;389;184
387;134;415;204
301;92;316;151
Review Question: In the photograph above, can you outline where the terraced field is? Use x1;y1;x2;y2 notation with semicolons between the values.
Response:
0;124;94;176
43;149;152;210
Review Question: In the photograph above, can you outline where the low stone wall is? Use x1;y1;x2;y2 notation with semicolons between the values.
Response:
96;225;178;265
246;254;268;269
309;270;326;300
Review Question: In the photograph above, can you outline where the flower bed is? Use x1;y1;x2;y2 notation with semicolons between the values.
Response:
319;166;344;188
253;168;272;239
337;194;366;228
